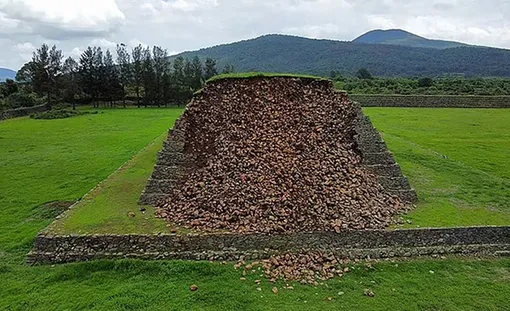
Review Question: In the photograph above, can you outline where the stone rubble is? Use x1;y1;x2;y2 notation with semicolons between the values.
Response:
158;77;408;233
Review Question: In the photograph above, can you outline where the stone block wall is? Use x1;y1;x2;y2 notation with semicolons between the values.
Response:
139;117;189;205
0;104;49;121
28;226;510;264
353;102;418;203
350;94;510;108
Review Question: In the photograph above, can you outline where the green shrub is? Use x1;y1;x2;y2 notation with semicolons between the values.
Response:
6;92;41;109
30;109;98;120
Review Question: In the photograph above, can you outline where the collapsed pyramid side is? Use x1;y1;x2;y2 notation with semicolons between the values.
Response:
140;82;417;207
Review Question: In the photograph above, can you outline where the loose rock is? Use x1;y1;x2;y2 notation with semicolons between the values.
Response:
158;77;408;233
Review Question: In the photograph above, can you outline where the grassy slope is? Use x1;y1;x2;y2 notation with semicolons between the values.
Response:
365;108;510;227
47;133;172;235
0;108;182;252
2;258;509;311
207;72;327;82
0;108;509;310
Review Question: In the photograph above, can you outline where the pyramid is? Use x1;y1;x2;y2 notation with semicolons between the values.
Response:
140;76;417;232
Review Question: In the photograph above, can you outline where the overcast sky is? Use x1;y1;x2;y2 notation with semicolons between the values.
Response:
1;0;509;70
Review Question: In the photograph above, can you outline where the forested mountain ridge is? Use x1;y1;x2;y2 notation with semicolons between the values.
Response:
0;68;16;81
353;29;468;49
172;34;510;77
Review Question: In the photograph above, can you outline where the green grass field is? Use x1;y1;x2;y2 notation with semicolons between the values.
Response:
0;108;182;252
0;108;509;310
365;108;510;227
47;108;510;235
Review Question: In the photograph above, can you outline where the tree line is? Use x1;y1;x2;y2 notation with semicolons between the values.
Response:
330;70;510;96
9;43;234;110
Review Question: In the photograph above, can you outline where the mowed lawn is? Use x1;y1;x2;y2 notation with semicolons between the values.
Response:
365;108;510;227
0;108;183;252
0;107;509;310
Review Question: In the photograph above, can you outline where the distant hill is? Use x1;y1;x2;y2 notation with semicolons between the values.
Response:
353;29;468;49
0;68;16;81
172;34;510;77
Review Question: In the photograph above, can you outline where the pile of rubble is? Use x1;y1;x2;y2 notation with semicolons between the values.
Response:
235;251;351;284
157;76;409;233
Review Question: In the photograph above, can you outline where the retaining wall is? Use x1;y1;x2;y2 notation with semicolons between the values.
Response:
350;95;510;108
0;104;49;120
27;226;510;264
353;102;417;202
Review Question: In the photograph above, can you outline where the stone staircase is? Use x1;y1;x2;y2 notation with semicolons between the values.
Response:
355;105;418;203
139;119;188;205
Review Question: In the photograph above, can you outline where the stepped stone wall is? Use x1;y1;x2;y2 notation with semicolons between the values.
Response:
351;94;510;108
139;117;189;205
352;100;417;202
28;226;510;264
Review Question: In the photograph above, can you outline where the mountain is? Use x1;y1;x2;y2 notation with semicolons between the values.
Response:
0;68;16;81
353;29;468;49
172;34;510;77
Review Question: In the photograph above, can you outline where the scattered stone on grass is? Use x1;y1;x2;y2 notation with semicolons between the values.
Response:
236;251;352;284
364;289;375;297
190;284;198;291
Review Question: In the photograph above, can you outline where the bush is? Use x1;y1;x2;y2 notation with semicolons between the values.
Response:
356;68;373;80
6;92;41;109
30;109;98;120
418;77;434;87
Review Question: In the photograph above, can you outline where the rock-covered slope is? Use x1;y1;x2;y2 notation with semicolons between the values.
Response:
141;76;416;233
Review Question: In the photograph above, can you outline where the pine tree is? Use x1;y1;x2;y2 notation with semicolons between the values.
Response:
173;56;185;85
79;47;96;106
190;56;203;91
93;47;104;106
48;45;63;106
204;58;218;80
153;46;168;106
16;61;36;84
356;68;373;80
62;57;78;109
222;64;235;74
142;47;155;107
103;49;119;107
131;45;144;107
183;58;194;89
116;43;132;107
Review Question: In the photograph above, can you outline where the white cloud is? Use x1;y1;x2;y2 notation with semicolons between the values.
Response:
15;42;35;52
128;38;148;49
282;24;342;39
90;38;117;50
14;42;35;62
69;47;82;59
1;0;510;70
0;0;125;38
